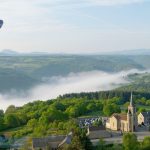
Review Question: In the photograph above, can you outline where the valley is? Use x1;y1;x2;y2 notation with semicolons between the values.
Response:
0;54;150;149
0;54;149;93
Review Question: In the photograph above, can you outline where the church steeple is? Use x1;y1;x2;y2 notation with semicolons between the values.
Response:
127;91;137;132
130;92;133;106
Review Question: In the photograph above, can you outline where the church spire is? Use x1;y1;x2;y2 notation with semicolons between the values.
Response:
130;92;133;106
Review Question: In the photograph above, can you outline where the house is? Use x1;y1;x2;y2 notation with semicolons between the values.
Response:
106;113;129;131
138;111;150;125
32;135;66;150
32;133;72;150
106;93;138;132
86;126;111;139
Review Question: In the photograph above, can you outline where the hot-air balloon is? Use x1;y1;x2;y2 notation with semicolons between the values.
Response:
0;20;3;29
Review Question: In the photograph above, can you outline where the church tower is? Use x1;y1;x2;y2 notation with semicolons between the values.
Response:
127;92;137;132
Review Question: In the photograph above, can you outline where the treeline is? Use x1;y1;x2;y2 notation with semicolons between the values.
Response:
59;90;150;104
0;97;121;137
117;73;150;93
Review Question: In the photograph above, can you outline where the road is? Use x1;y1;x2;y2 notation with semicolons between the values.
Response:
91;131;150;146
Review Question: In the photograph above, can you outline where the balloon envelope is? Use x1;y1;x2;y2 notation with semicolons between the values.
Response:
0;20;3;28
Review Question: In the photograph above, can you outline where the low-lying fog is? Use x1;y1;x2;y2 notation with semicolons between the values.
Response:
0;69;148;111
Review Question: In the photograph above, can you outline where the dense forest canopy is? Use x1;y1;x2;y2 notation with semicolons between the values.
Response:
0;90;150;138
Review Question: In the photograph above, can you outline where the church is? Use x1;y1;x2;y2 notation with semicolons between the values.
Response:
106;93;138;132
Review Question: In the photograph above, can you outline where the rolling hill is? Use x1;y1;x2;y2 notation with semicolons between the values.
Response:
116;72;150;92
0;54;149;93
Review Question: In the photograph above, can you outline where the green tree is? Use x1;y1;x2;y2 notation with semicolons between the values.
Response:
87;103;96;113
33;125;47;137
27;118;38;129
58;122;64;130
66;106;79;118
138;108;146;113
0;110;5;130
14;112;28;125
103;104;121;116
123;133;139;150
4;114;20;128
67;128;85;150
80;130;93;150
97;138;105;150
69;135;84;150
5;105;16;114
141;136;150;150
52;102;66;111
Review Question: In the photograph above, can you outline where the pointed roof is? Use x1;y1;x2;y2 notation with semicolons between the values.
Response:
130;92;133;106
111;113;127;121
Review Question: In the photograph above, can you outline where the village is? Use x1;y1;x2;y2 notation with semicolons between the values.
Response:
29;93;150;150
0;93;150;150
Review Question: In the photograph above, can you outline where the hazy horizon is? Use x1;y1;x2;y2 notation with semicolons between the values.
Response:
0;48;149;55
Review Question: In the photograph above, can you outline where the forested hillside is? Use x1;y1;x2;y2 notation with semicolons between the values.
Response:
0;90;150;138
117;73;150;92
0;68;39;92
0;55;149;92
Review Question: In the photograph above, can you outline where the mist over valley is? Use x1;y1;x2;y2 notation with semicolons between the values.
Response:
0;54;150;110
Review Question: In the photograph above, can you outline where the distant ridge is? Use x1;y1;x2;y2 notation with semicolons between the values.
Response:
0;49;49;56
109;49;150;55
0;49;67;56
0;49;19;56
0;49;150;56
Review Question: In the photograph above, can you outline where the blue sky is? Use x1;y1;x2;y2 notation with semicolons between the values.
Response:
0;0;150;53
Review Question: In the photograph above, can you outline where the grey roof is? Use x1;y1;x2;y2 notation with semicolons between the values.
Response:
32;135;65;148
89;126;106;131
141;111;150;117
58;132;72;148
88;129;111;139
